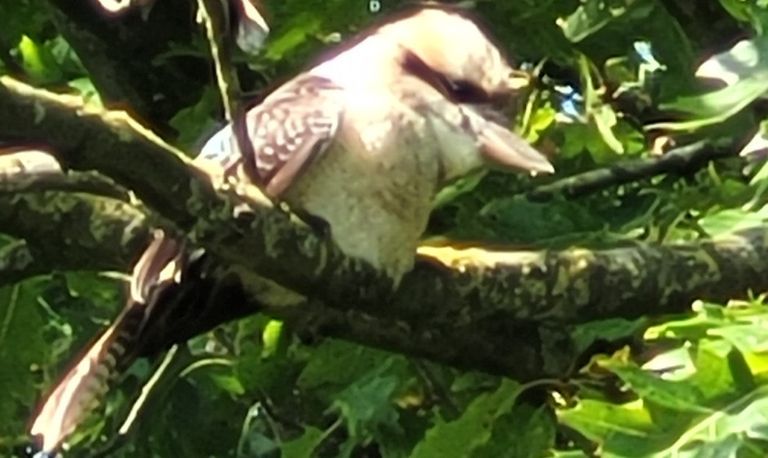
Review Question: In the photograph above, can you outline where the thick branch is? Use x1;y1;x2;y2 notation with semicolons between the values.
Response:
412;233;768;325
1;77;766;332
0;190;575;379
6;190;768;378
0;192;149;282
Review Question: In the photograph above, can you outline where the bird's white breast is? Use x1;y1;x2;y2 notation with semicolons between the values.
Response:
283;87;441;280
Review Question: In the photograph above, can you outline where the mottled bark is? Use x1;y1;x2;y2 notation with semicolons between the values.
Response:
4;186;768;378
0;192;149;282
0;188;576;379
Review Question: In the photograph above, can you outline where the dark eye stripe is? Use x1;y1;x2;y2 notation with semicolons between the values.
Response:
445;79;490;104
401;51;492;104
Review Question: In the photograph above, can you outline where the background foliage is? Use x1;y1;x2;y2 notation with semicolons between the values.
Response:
2;0;768;456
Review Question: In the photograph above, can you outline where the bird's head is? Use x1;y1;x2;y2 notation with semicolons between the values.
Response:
379;7;529;105
375;6;553;176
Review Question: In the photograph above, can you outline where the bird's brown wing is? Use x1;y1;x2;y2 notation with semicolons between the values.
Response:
236;74;344;197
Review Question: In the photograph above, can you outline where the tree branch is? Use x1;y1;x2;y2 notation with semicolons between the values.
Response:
0;189;576;379
527;140;739;201
196;0;242;122
0;149;129;199
5;186;768;378
0;191;150;284
1;76;767;336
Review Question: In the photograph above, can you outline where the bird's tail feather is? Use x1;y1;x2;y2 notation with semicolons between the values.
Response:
26;231;250;457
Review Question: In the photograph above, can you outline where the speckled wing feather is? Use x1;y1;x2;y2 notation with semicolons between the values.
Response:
199;74;343;197
242;74;343;196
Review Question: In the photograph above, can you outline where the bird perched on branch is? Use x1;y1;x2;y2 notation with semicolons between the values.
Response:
200;5;553;280
27;5;553;456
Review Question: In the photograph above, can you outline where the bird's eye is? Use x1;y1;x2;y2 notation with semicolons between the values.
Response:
445;79;489;104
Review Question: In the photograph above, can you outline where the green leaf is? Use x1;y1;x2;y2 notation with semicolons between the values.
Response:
524;104;557;143
433;171;487;208
572;318;648;354
261;319;284;358
472;404;556;458
479;197;604;244
410;379;522;458
645;302;731;341
17;34;63;84
169;87;220;152
698;209;766;236
653;387;768;457
717;0;768;33
208;369;246;396
685;340;741;400
0;280;56;437
711;324;768;355
298;340;404;398
696;38;766;86
650;69;768;131
67;77;103;107
599;358;708;414
265;12;322;61
719;0;754;22
592;104;625;154
281;426;326;458
561;0;655;43
0;0;48;51
329;362;401;440
557;398;668;456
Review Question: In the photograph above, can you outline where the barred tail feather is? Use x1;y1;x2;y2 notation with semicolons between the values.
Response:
27;231;186;457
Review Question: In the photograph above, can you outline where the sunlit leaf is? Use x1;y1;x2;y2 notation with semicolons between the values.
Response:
699;209;766;236
650;70;768;131
17;35;63;84
598;357;708;413
696;38;767;85
557;399;668;456
654;387;768;457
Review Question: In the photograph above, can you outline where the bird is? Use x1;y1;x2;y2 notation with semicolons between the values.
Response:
26;5;554;456
199;5;554;281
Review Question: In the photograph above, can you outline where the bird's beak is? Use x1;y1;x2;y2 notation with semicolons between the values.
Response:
478;121;554;174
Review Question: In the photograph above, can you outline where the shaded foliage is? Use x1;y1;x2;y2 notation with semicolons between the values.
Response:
3;0;768;457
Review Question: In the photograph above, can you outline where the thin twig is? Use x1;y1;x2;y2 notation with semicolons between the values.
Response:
0;153;129;200
527;140;737;201
197;0;241;122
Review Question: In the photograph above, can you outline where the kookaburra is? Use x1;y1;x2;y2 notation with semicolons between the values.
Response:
27;5;553;456
200;5;553;280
